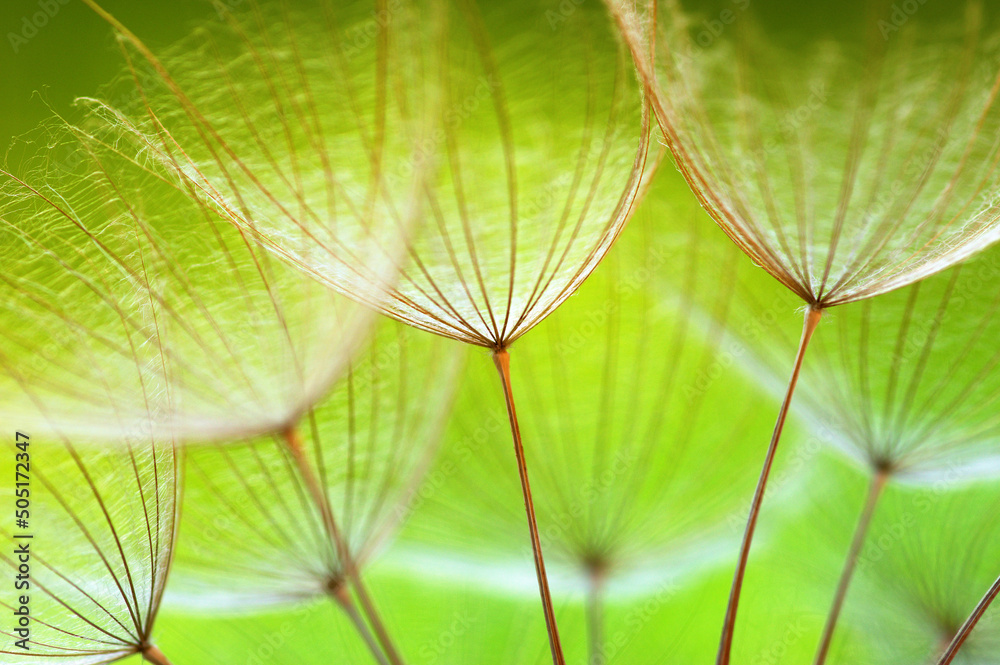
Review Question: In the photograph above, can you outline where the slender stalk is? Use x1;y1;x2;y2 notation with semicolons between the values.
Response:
587;567;606;665
282;428;404;665
717;305;823;665
331;583;392;665
935;574;1000;665
813;469;889;665
350;576;404;665
141;645;174;665
492;349;566;665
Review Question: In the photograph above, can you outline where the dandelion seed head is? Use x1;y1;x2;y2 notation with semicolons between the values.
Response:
833;487;1000;664
0;111;376;446
0;437;178;663
617;0;1000;307
788;245;1000;483
394;186;783;598
167;319;464;610
96;0;656;350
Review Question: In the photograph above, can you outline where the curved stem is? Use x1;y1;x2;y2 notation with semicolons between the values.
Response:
283;428;404;665
141;645;174;665
935;574;1000;665
493;349;566;665
716;305;822;665
351;575;404;665
331;584;392;665
813;469;889;665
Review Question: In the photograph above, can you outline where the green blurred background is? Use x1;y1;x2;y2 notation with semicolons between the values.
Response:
0;0;979;152
1;0;208;149
2;1;999;664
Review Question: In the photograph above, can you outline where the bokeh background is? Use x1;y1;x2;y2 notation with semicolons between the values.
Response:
2;1;999;664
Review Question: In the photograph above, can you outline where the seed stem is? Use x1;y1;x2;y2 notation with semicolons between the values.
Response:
813;468;889;665
141;645;174;665
331;583;392;665
352;575;404;665
493;349;565;665
935;573;1000;665
716;305;822;665
587;566;606;665
283;427;405;665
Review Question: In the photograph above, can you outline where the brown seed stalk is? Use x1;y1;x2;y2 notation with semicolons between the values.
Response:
813;468;889;665
142;645;174;665
935;573;1000;665
493;349;565;665
283;427;404;665
717;305;822;665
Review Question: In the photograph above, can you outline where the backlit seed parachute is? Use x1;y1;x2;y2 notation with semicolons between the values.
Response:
741;460;1000;665
0;110;380;444
0;436;178;664
79;3;656;658
392;179;781;654
721;242;1000;485
615;0;1000;306
168;318;463;608
692;241;1000;665
607;4;1000;659
698;241;1000;665
818;486;1000;664
790;244;1000;484
87;0;655;349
